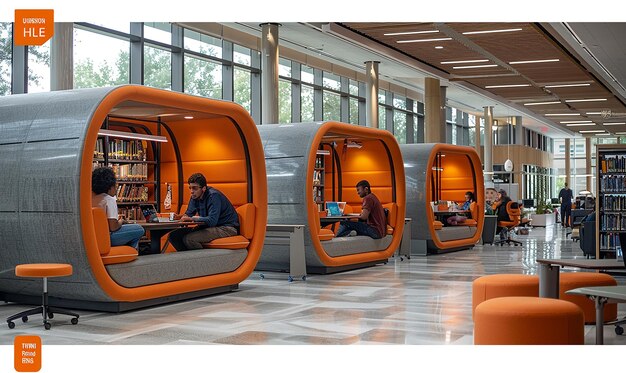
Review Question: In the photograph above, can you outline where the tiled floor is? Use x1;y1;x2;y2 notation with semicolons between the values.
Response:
1;225;624;345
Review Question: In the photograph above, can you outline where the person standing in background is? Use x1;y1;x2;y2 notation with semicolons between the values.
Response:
558;182;574;228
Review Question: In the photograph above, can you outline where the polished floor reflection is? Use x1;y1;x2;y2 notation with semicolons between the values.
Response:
1;225;625;345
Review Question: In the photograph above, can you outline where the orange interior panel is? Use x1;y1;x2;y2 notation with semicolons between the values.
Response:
437;153;476;203
80;86;267;303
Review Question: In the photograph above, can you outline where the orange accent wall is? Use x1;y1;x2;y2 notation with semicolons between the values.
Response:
80;86;267;302
306;122;405;267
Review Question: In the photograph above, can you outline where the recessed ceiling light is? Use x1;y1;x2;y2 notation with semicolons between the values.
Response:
603;122;626;126
452;64;499;70
485;84;531;88
441;59;489;65
384;30;439;36
615;132;626;135
509;59;560;65
545;113;580;116
462;28;523;35
586;112;602;115
435;46;444;49
184;116;194;119
565;123;596;127
524;101;561;106
560;120;593;124
544;83;591;88
565;98;608;103
595;133;611;136
579;130;605;133
397;37;452;44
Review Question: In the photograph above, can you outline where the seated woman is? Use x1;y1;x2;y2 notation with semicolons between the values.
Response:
92;167;145;249
447;191;475;225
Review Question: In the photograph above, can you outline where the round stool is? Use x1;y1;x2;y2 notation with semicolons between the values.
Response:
472;274;539;319
7;264;79;330
474;297;584;345
560;272;617;324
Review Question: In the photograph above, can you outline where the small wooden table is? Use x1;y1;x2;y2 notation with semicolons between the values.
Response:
136;221;199;254
536;258;625;298
567;285;626;345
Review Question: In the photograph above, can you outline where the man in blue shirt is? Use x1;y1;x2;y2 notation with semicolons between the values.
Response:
558;182;574;228
169;173;239;251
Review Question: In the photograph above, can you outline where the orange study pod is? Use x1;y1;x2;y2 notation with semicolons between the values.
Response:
257;122;406;274
0;85;267;311
400;144;484;255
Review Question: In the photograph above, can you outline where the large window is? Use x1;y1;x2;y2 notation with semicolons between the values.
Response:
184;55;221;99
144;45;171;90
278;79;291;123
323;91;340;121
27;42;50;93
74;27;129;88
301;85;314;122
234;67;251;112
0;23;11;96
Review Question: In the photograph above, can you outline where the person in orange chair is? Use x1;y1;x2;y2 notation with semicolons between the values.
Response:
92;167;145;249
169;173;239;251
493;189;512;239
447;191;475;225
336;180;386;239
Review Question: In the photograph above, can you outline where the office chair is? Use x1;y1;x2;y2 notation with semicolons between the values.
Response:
494;201;522;246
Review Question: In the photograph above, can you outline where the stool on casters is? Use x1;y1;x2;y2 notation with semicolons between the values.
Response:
6;264;79;330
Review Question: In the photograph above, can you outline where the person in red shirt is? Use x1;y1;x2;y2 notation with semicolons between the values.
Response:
336;180;386;239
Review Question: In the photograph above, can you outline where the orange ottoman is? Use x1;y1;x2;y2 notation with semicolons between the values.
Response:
474;297;584;345
472;274;539;319
560;272;617;324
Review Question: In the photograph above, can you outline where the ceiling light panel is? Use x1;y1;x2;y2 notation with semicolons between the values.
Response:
509;59;560;65
545;113;580;116
441;59;489;65
579;130;605;133
396;37;452;43
452;64;499;70
603;122;626;126
462;28;523;35
485;84;531;88
544;83;591;88
524;101;561;106
565;123;596;127
560;120;593;124
565;98;608;103
384;30;438;36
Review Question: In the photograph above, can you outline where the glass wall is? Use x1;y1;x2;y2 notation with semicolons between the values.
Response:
0;23;12;96
73;26;129;88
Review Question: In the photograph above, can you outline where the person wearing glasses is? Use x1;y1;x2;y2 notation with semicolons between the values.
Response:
169;173;239;251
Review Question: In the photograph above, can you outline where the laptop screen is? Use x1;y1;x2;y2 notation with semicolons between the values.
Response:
140;204;158;222
326;202;342;217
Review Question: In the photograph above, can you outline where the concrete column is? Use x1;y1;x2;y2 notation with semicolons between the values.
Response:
511;116;523;145
586;136;592;191
483;106;494;185
365;61;379;128
425;77;443;143
475;116;482;163
564;138;571;188
440;86;448;143
260;23;280;124
50;23;73;91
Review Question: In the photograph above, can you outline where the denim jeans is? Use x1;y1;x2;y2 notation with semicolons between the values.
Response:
110;223;145;249
336;221;382;239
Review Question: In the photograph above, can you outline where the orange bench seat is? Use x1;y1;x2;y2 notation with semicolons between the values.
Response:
202;203;255;250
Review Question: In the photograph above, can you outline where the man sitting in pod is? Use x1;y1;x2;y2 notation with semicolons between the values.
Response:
92;167;145;249
169;173;240;251
336;180;386;239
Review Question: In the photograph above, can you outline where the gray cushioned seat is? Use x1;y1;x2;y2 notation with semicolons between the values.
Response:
106;249;247;288
434;226;477;242
321;235;393;257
